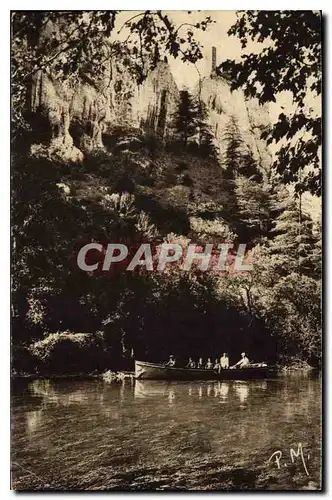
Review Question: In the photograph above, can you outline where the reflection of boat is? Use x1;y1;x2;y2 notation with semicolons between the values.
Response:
218;382;230;399
134;380;172;399
135;360;276;380
234;382;250;404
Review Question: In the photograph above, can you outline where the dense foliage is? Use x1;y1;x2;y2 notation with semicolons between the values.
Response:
11;11;321;375
172;90;219;160
12;126;321;373
218;10;322;195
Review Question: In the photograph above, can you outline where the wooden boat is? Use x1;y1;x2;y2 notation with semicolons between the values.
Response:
135;360;277;381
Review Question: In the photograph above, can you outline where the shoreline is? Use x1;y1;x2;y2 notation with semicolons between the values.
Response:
11;364;319;382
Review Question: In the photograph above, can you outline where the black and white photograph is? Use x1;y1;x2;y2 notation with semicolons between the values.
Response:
10;10;322;491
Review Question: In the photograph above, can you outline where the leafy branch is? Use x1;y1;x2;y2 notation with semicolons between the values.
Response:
218;10;322;195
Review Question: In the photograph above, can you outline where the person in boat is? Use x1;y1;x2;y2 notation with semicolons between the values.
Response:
213;358;220;370
186;357;196;369
232;352;250;369
197;357;203;369
165;355;176;367
205;358;213;369
219;353;229;370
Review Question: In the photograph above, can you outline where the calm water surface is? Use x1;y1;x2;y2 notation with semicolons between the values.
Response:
11;375;322;491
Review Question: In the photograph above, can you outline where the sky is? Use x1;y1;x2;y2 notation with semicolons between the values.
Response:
114;11;255;90
164;11;240;89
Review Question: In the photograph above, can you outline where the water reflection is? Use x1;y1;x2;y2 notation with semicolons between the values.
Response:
12;375;322;491
20;378;270;438
168;390;175;405
24;378;271;409
218;382;229;400
29;379;88;406
134;380;171;399
26;409;43;434
234;382;249;405
133;380;267;406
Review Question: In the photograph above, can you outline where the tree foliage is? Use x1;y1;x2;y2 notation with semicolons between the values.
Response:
218;10;322;195
173;90;199;147
12;137;322;372
172;90;218;159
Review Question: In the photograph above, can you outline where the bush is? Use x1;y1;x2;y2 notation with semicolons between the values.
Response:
11;345;40;375
29;332;108;374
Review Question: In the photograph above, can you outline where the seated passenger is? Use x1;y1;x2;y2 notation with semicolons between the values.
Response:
213;358;220;370
197;357;203;369
165;354;176;367
219;353;229;370
232;352;250;369
186;357;196;369
205;357;213;369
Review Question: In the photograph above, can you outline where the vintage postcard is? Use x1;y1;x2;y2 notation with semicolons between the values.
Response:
11;10;322;491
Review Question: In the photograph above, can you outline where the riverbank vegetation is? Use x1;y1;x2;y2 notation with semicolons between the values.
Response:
12;128;321;375
11;11;321;376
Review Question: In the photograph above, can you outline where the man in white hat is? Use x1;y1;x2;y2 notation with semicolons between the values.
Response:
232;352;250;369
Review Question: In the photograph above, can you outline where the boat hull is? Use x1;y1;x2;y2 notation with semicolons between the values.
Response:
135;361;276;381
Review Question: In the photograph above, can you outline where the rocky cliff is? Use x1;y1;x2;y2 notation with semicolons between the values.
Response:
200;74;271;171
30;58;180;162
29;33;271;169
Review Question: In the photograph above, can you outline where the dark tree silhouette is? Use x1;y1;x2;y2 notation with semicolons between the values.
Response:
173;90;199;147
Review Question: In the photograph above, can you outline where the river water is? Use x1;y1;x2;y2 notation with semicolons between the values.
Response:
11;374;322;491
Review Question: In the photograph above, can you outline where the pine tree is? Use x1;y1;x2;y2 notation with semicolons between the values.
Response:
221;116;273;241
196;100;219;160
234;176;272;241
173;90;199;147
311;220;322;279
238;151;263;182
267;193;319;278
173;92;219;159
221;117;246;180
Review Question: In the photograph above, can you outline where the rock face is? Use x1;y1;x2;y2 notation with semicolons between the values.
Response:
30;59;180;161
132;63;180;136
200;73;271;171
29;35;270;168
